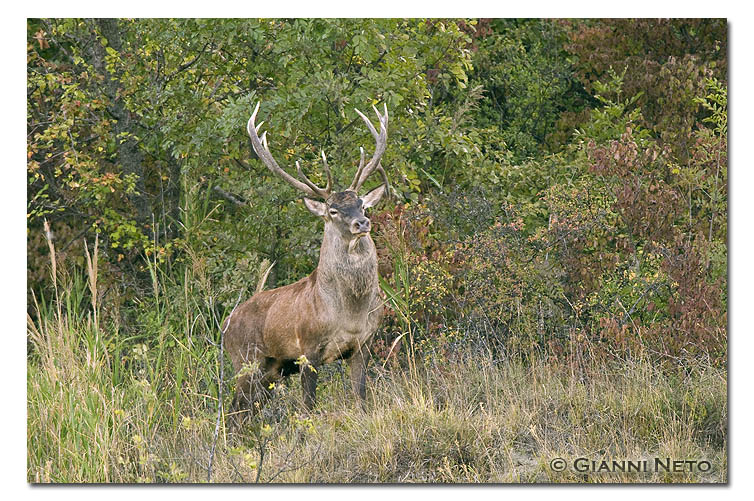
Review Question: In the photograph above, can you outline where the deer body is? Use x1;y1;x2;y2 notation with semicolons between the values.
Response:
224;102;389;420
224;222;382;364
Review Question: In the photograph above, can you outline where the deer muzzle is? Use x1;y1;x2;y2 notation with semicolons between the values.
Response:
351;217;371;235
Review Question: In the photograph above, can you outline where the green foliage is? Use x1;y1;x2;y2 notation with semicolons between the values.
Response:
576;67;651;144
694;77;727;136
563;18;726;161
468;19;590;161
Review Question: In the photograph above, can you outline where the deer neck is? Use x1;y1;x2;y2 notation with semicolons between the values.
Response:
315;224;378;307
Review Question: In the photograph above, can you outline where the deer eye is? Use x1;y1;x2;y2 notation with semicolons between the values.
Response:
328;209;339;216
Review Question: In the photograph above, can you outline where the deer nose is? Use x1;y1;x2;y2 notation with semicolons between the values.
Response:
352;217;371;234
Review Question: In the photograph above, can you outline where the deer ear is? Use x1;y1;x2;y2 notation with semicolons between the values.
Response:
361;184;386;209
303;198;327;218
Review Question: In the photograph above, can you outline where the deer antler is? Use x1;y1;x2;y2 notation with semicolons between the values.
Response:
349;104;389;193
247;102;332;200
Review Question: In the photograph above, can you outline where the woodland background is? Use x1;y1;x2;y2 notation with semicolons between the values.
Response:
27;19;727;483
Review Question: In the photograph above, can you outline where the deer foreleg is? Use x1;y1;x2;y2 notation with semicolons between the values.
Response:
301;362;319;410
349;345;369;405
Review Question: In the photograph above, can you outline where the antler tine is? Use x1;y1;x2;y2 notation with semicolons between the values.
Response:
296;161;322;196
320;150;333;193
349;104;389;192
376;164;391;198
350;147;367;193
246;101;324;199
296;159;332;200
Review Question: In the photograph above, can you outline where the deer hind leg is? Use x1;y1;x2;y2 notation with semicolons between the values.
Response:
229;371;254;429
231;366;279;427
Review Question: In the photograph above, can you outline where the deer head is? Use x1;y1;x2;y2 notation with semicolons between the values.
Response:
246;102;389;252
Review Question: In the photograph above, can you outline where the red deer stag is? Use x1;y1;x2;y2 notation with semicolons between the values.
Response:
224;101;389;420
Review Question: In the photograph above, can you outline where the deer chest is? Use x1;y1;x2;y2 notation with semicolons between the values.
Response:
319;327;372;364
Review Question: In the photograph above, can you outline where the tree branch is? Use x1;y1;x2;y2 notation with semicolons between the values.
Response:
212;185;247;207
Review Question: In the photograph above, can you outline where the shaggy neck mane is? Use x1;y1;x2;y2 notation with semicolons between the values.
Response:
317;225;377;302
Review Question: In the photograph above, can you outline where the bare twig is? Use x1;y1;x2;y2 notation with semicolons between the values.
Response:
207;291;243;483
266;440;324;483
